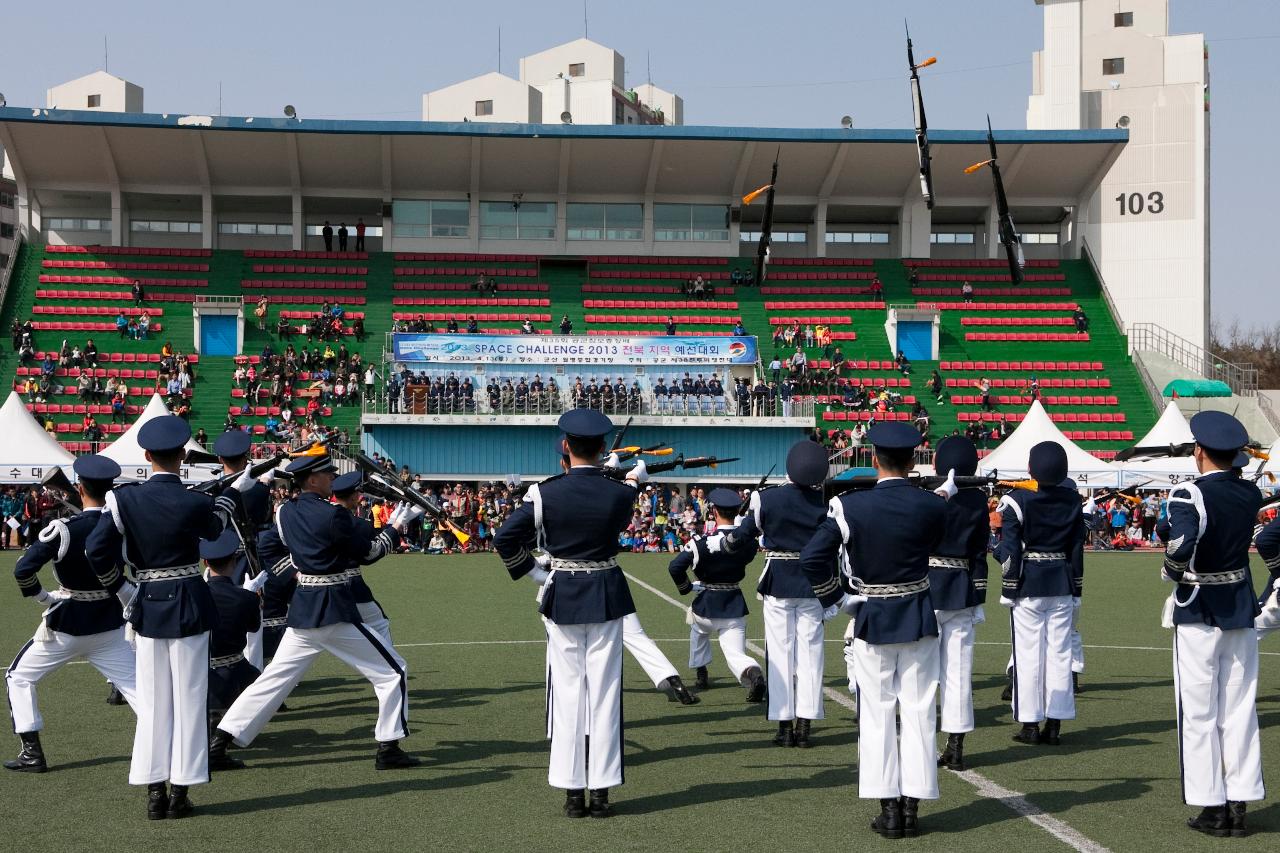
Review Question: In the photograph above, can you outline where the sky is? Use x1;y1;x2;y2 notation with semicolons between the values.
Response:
1;0;1277;329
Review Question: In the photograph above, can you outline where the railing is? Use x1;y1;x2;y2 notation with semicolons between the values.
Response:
828;445;936;475
1257;391;1280;437
0;227;26;316
1080;236;1124;335
1128;322;1259;397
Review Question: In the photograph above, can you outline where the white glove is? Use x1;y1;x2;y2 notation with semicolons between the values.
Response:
527;567;550;585
690;581;705;594
402;505;426;524
534;553;552;570
232;466;257;493
822;604;840;622
1072;596;1082;608
625;459;649;485
999;595;1015;608
34;589;71;607
933;469;958;501
243;572;270;594
838;593;867;615
115;580;137;609
387;502;409;530
603;452;621;469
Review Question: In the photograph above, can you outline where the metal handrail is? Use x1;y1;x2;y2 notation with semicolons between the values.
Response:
1128;322;1258;397
0;227;25;315
1080;236;1124;335
1257;391;1280;436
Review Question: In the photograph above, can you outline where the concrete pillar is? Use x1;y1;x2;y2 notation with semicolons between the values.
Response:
899;188;931;260
984;200;1000;259
291;192;303;251
813;199;828;258
201;190;213;250
110;188;125;247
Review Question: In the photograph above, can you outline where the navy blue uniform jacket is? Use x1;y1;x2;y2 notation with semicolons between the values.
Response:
15;508;124;636
668;524;757;619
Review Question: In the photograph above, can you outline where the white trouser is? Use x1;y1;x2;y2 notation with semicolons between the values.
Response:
1071;598;1084;673
935;608;977;734
762;596;825;721
1173;623;1265;806
622;612;677;688
1010;596;1075;723
689;615;759;682
544;617;623;791
7;627;140;733
358;601;401;664
131;633;209;786
852;635;940;800
245;626;264;671
218;622;408;747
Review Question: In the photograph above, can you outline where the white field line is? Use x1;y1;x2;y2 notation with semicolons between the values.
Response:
623;570;1112;853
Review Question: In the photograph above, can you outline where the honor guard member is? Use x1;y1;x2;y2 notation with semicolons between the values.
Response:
213;429;272;669
332;471;402;651
493;409;647;819
668;488;765;702
211;452;418;771
1157;412;1264;837
995;441;1085;747
5;454;139;773
928;436;989;772
800;423;947;839
727;440;829;748
200;529;261;761
1257;514;1280;638
86;416;243;820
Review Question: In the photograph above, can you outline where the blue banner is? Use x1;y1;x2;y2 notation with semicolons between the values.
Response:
392;334;758;366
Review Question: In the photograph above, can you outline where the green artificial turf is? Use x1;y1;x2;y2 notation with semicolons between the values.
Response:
0;550;1276;852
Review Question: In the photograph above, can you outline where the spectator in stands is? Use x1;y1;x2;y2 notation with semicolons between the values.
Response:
18;338;34;364
1026;375;1041;401
895;350;911;376
927;369;944;404
233;365;247;387
355;218;367;251
76;371;92;401
665;316;677;336
9;320;20;352
996;414;1010;441
193;427;208;449
132;279;145;306
1072;307;1089;333
911;400;930;435
961;280;974;303
322;221;334;251
520;317;535;335
908;266;919;288
743;269;755;287
769;354;782;384
560;315;573;335
40;354;56;378
85;419;104;453
474;274;488;292
23;377;38;404
732;320;746;337
466;316;479;334
977;376;993;412
338;223;349;252
780;376;795;418
84;339;99;367
352;315;365;342
870;277;884;300
255;296;269;331
731;268;743;286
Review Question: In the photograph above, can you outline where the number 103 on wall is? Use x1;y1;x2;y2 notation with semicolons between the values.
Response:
1115;191;1165;215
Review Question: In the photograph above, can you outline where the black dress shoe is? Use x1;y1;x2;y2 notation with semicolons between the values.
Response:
871;798;904;839
694;666;709;690
106;684;127;706
1227;801;1247;838
773;721;795;747
1187;805;1229;837
743;666;766;703
3;732;47;773
937;732;965;770
1000;672;1014;702
147;782;168;820
901;796;920;838
375;740;421;770
793;718;812;749
1042;718;1061;746
664;676;699;705
1072;672;1081;695
1012;723;1041;745
564;789;588;818
166;785;193;820
209;729;245;771
589;788;612;818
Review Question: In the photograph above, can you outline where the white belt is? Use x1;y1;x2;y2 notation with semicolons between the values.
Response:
210;652;244;669
1183;569;1248;586
341;567;364;581
764;550;800;560
701;582;741;592
297;573;351;587
261;616;288;628
857;578;930;598
135;564;200;583
928;556;969;570
58;587;110;601
549;558;618;572
1024;551;1067;561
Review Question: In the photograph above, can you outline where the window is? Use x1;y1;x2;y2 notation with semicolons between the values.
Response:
130;220;202;234
392;200;469;238
217;223;291;236
739;230;806;244
1102;57;1125;75
304;224;383;237
1022;232;1059;245
0;192;14;208
480;201;556;240
825;231;890;244
930;232;975;245
87;94;101;108
0;223;13;239
567;203;642;240
475;100;493;117
46;218;110;232
655;204;729;242
568;63;585;78
1114;12;1133;27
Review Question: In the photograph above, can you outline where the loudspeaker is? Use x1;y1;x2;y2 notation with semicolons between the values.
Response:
381;203;393;219
729;207;742;223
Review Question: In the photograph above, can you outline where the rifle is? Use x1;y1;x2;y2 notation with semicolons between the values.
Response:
189;435;331;496
608;416;634;455
613;444;675;464
351;452;473;547
964;117;1024;285
602;454;741;481
740;464;776;516
906;21;935;209
41;466;82;513
824;472;1036;498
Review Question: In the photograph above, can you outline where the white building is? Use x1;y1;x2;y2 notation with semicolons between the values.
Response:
424;38;682;126
1;149;15;263
1027;0;1208;350
47;70;144;112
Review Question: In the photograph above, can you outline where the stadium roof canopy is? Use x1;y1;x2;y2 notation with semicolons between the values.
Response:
0;107;1125;212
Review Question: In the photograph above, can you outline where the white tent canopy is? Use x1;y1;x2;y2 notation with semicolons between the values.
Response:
0;391;77;483
1111;402;1198;488
99;394;219;482
977;400;1118;487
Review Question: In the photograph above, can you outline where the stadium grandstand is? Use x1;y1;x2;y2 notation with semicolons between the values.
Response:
0;110;1168;479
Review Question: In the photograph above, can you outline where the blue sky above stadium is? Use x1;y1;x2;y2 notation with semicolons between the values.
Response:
0;0;1275;327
